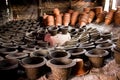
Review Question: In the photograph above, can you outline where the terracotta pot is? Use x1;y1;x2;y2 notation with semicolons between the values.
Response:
63;13;70;26
105;10;115;25
85;49;109;68
67;47;86;59
68;9;74;14
112;47;120;64
20;57;46;80
83;7;91;13
95;12;106;23
0;59;19;80
78;13;89;27
55;14;62;26
49;50;71;59
70;11;79;26
88;11;95;23
47;15;55;26
53;8;60;16
95;6;103;16
114;6;120;26
46;58;76;80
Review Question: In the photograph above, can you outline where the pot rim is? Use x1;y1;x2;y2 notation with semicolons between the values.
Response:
96;42;113;50
20;57;46;68
5;52;28;59
67;48;86;56
85;49;109;57
46;58;76;68
30;49;49;57
49;50;71;59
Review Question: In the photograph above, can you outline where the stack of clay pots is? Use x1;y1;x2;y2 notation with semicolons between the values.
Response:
114;6;120;26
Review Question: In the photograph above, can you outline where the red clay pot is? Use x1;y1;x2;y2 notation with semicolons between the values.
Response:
63;13;71;26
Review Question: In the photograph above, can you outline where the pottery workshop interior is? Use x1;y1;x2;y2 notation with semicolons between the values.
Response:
1;0;120;80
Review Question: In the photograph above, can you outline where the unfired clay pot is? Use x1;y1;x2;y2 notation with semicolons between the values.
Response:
85;49;109;68
46;58;76;80
20;57;46;80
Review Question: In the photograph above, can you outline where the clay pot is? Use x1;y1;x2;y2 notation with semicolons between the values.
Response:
30;49;49;58
46;58;76;80
88;11;95;23
60;26;68;34
112;47;120;64
63;13;71;26
47;15;55;26
55;14;62;26
70;11;79;26
67;47;86;59
105;10;115;25
0;59;19;80
95;12;106;23
49;50;71;59
5;52;28;60
73;58;89;76
53;8;60;16
78;13;89;27
20;57;46;80
95;6;103;16
85;49;109;68
83;7;91;13
96;42;113;59
114;6;120;26
48;27;58;36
